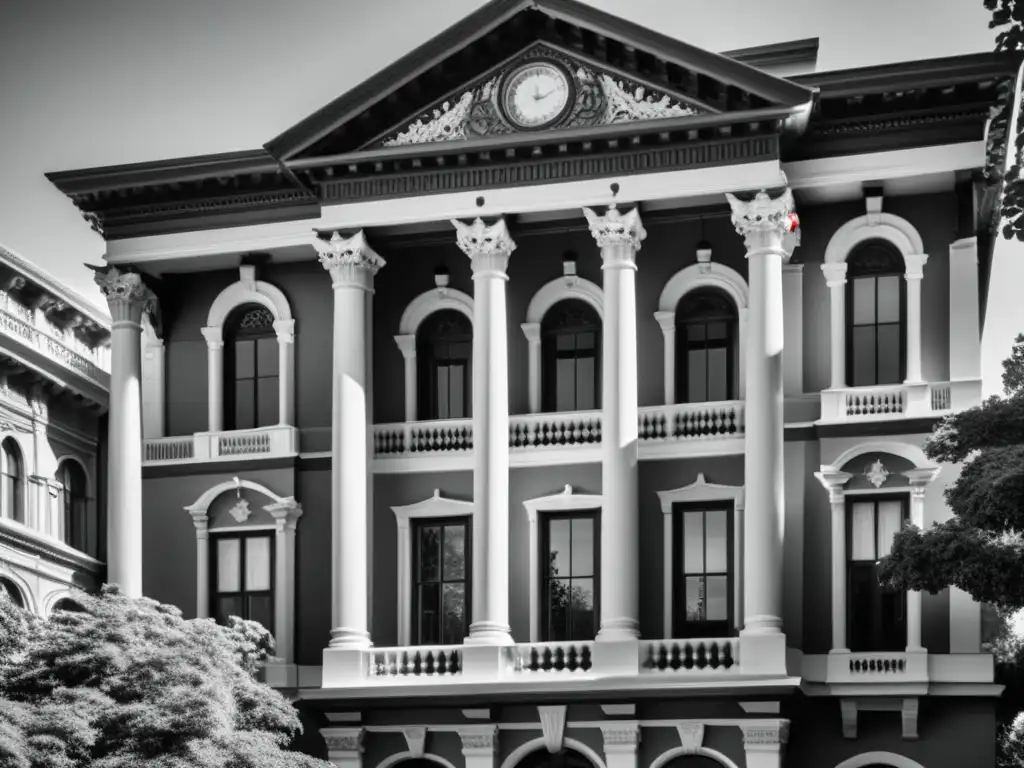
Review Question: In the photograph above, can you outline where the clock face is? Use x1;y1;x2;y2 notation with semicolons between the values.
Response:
502;62;572;129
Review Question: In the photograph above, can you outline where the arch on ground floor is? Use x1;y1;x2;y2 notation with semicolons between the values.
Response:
376;753;458;768
499;738;606;768
649;745;741;768
834;752;927;768
0;565;37;615
43;590;86;616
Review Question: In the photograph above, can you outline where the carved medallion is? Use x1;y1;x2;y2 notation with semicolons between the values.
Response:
865;458;890;489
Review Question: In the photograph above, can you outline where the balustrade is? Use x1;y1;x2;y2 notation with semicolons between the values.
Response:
0;307;107;382
142;425;298;464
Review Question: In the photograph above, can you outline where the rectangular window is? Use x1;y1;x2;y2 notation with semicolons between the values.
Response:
232;336;280;430
548;332;599;412
413;518;470;645
849;275;904;387
673;504;733;638
681;322;733;403
432;341;470;420
212;532;275;632
847;496;907;652
542;511;599;641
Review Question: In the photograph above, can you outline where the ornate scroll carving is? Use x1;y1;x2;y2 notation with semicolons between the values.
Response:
91;265;157;322
452;218;516;275
600;73;698;123
385;90;476;146
725;189;798;254
583;205;646;254
739;721;790;748
314;230;385;289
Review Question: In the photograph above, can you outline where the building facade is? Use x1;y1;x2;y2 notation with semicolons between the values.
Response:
0;244;110;616
47;2;1015;766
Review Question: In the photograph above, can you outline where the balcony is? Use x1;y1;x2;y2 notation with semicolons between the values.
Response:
818;379;981;424
143;424;299;465
0;306;108;387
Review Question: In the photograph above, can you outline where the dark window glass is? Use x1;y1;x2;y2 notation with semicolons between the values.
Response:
1;438;23;524
413;518;469;644
0;578;23;608
541;300;601;412
58;461;91;556
225;305;279;430
673;504;733;638
675;289;737;403
846;241;906;387
515;749;597;768
417;310;472;421
847;497;907;652
542;511;599;641
211;532;275;631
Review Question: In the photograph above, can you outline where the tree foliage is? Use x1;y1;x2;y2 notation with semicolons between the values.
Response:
985;0;1024;240
0;585;329;768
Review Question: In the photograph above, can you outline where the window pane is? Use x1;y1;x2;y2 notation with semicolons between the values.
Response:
548;579;570;641
449;364;465;419
576;356;596;411
877;500;903;556
877;276;901;324
851;503;876;561
256;336;279;375
257;375;279;427
852;278;876;325
418;526;441;582
687;349;707;403
234;380;255;430
705;510;728;573
442;524;466;580
851;326;876;387
687;324;706;343
877;325;902;384
217;538;241;592
556;357;576;412
848;564;875;651
436;366;450;420
707;322;727;341
685;575;705;621
705;575;728;621
570;518;594;577
576;332;595;351
548;518;571;577
245;537;272;592
683;513;704;574
707;347;728;402
556;334;575;351
235;339;255;379
247;594;273;631
570;578;595;638
442;583;466;644
216;595;243;624
418;582;440;643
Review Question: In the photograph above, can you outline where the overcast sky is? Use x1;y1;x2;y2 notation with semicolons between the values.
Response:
0;0;997;310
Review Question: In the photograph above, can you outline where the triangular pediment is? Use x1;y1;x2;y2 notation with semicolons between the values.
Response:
267;0;814;161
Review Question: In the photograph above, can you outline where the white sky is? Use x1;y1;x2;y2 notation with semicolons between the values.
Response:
0;0;998;310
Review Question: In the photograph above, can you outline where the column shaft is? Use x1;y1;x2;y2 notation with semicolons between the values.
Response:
822;264;847;389
831;497;847;650
277;325;295;425
905;275;924;383
202;328;223;432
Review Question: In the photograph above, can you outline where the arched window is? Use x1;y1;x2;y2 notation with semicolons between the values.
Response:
1;438;23;524
541;299;601;412
0;578;24;608
662;757;730;768
52;597;85;613
846;240;906;387
417;310;472;421
58;461;89;555
225;304;280;430
515;748;595;768
675;289;737;403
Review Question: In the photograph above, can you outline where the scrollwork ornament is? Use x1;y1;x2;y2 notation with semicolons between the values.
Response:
582;204;646;254
92;266;152;311
725;189;797;253
452;218;516;276
314;230;386;288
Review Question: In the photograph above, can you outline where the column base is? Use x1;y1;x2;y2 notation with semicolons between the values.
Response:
465;621;513;646
596;617;640;642
329;627;372;649
741;615;783;636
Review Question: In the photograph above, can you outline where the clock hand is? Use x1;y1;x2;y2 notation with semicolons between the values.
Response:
533;89;556;101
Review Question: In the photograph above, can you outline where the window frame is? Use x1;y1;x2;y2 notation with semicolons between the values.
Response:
0;438;24;525
539;509;601;642
417;310;473;422
57;460;90;555
845;241;907;387
674;288;738;404
671;500;735;639
540;299;602;413
410;515;472;646
209;529;276;630
845;493;908;652
224;304;281;431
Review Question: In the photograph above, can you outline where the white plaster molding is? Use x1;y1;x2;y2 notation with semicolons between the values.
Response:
656;474;745;636
833;752;927;768
675;723;704;754
656;262;749;404
0;561;38;615
522;485;603;642
392;489;475;646
538;705;567;753
829;440;932;472
648;745;739;768
901;698;919;740
403;727;428;758
522;276;604;413
203;265;295;431
377;753;457;768
41;588;86;617
499;738;606;768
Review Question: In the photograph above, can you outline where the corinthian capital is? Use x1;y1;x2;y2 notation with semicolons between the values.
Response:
91;265;157;324
583;204;646;256
726;188;798;254
452;218;516;276
314;230;385;289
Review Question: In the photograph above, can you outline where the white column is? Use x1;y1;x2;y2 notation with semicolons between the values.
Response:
94;266;154;599
266;499;302;663
726;190;795;636
782;263;804;395
949;237;982;381
521;322;541;413
584;205;645;641
654;310;676;405
274;320;295;425
314;230;384;649
600;722;641;768
322;728;364;768
394;334;417;422
903;467;940;652
904;252;929;384
814;469;852;651
821;262;848;390
453;217;516;646
201;327;224;432
189;511;210;618
459;726;497;768
740;721;789;768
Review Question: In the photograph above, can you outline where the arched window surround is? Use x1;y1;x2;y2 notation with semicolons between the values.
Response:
0;565;36;614
655;263;748;405
521;276;604;414
202;265;294;432
498;737;607;768
394;288;474;422
0;435;25;525
822;203;928;389
184;478;302;666
833;752;927;768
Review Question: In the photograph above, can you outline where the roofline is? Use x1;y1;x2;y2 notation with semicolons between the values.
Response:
0;245;111;330
722;38;819;69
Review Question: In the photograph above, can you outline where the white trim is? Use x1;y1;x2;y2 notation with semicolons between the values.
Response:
522;276;603;413
41;588;86;617
141;314;165;439
656;263;748;404
391;489;475;646
184;477;291;514
656;474;745;637
829;440;932;472
377;753;457;768
499;737;606;768
648;746;740;768
0;562;38;614
833;753;927;768
522;485;603;642
202;265;296;431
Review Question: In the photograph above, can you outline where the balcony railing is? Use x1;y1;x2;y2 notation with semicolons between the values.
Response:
0;308;107;383
818;379;980;424
822;649;929;685
143;425;299;465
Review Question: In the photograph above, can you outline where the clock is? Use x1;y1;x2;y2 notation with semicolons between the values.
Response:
501;61;573;130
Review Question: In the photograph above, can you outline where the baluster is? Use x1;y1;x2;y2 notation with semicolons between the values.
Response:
722;641;735;669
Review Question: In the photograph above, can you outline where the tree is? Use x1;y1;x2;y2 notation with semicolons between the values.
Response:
0;585;330;768
985;1;1024;240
